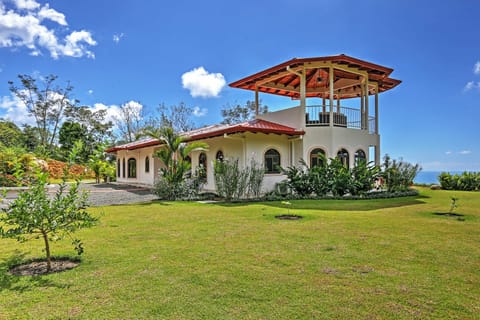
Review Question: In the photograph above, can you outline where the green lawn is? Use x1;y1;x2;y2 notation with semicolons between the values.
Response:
1;188;479;319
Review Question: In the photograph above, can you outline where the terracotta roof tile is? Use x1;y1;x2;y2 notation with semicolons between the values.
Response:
105;119;304;153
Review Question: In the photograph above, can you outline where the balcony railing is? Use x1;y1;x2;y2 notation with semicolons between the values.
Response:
305;105;376;134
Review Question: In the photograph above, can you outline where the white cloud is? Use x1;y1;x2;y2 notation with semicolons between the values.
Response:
192;106;208;117
63;30;96;58
459;150;472;155
0;2;96;59
87;89;93;95
113;33;124;44
463;81;480;92
474;61;480;75
90;103;123;125
12;0;40;10
0;93;34;125
38;4;66;26
445;151;452;155
181;67;226;98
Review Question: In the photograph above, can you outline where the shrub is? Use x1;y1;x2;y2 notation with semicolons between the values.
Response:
282;163;314;197
381;154;421;192
350;160;380;196
154;173;203;201
327;158;352;196
213;158;264;201
439;172;480;191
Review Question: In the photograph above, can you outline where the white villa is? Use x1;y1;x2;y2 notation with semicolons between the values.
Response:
106;54;400;192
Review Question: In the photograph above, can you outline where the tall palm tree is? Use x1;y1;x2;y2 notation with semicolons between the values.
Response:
140;126;208;183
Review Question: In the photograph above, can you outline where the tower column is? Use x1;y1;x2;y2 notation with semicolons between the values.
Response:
329;66;334;127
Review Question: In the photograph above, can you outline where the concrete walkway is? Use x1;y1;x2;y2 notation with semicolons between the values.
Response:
1;183;159;208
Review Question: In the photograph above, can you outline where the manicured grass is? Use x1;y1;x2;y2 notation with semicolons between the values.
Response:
1;188;479;319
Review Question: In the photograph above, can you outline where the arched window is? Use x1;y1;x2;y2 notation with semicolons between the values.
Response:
127;158;137;178
265;149;281;173
145;156;150;173
117;159;121;177
122;158;126;178
354;149;366;166
310;148;326;168
337;149;349;168
198;152;207;181
216;150;224;162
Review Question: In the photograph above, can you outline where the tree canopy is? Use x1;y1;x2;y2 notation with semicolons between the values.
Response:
221;100;268;125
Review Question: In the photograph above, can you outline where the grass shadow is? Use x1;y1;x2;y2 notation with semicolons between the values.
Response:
433;212;464;217
211;195;427;211
0;251;71;293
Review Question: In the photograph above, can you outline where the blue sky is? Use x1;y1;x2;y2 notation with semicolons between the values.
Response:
1;0;479;171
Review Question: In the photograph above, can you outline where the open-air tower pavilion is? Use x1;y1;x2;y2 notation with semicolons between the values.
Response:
230;54;401;166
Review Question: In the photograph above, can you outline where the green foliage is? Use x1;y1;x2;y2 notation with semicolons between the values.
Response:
450;196;459;214
88;143;115;183
59;121;90;162
154;174;203;200
246;159;265;198
281;157;379;197
221;100;268;125
8;74;77;157
439;172;480;191
147;102;196;133
380;154;421;192
0;142;97;272
350;160;381;196
327;157;353;196
213;158;264;201
0;146;38;187
0;120;23;148
143;126;208;200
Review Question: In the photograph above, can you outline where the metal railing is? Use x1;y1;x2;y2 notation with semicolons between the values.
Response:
305;105;376;134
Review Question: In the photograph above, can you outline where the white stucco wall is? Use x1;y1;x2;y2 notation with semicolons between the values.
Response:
115;146;158;186
301;126;379;167
256;105;302;129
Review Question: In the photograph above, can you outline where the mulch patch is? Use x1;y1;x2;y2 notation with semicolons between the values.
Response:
9;258;80;276
275;214;303;220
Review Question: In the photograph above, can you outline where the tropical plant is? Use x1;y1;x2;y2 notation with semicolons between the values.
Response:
141;126;208;200
381;154;421;192
327;157;352;196
282;161;314;197
246;159;265;198
0;141;97;272
350;160;380;196
213;158;265;201
0;146;38;187
450;196;459;214
439;172;480;191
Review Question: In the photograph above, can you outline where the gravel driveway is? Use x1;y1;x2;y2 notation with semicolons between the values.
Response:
1;183;159;208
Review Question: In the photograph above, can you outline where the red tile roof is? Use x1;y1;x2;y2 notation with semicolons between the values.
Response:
229;54;401;99
105;138;160;153
105;119;304;153
186;119;304;141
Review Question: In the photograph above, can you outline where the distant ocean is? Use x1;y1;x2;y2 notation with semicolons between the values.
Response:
414;171;463;184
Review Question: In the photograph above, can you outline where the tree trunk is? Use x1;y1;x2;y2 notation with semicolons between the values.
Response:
42;231;51;272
